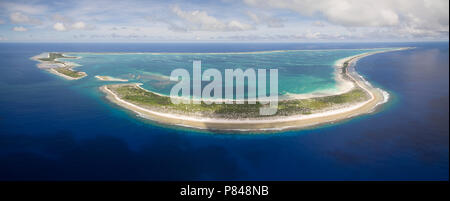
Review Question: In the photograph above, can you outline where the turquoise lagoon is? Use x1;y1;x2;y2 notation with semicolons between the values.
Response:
60;48;393;97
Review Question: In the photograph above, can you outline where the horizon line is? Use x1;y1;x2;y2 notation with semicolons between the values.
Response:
1;40;449;44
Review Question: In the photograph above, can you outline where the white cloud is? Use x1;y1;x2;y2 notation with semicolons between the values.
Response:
243;0;449;38
312;21;326;27
52;21;92;32
227;20;254;30
0;2;47;15
50;14;94;31
52;14;73;24
9;12;42;25
1;0;447;41
243;0;400;26
247;11;284;28
171;6;254;31
53;22;67;31
0;35;7;41
12;26;27;32
0;19;4;24
72;21;86;29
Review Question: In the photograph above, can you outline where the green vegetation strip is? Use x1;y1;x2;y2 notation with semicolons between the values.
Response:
54;67;85;78
109;85;369;118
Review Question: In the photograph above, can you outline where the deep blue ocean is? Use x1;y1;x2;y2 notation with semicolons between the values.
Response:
0;42;448;180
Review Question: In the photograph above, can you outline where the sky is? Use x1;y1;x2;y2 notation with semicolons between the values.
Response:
0;0;448;42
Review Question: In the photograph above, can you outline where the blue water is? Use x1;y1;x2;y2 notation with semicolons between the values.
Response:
0;42;448;180
60;48;389;97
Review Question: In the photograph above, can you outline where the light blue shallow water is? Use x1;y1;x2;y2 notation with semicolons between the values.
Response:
62;49;390;97
0;42;448;180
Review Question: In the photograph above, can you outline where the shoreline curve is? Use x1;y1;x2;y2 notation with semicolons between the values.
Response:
100;47;411;133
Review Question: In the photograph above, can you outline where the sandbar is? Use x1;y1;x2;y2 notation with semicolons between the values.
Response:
95;75;128;82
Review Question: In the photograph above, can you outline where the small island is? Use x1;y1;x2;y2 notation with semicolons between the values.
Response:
32;53;86;80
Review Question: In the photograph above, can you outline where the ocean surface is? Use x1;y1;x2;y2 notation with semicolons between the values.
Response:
0;42;448;180
60;48;390;97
